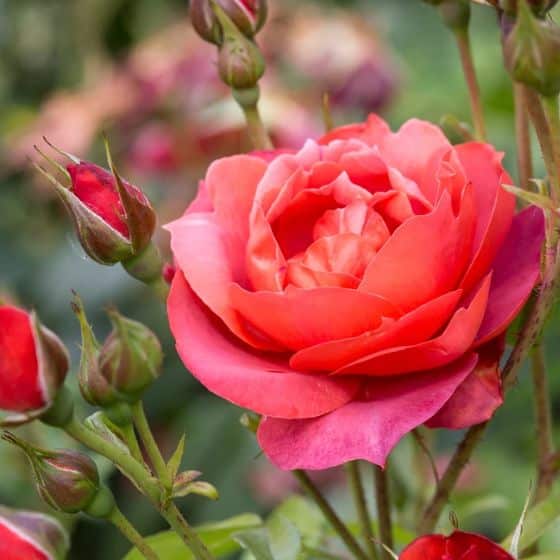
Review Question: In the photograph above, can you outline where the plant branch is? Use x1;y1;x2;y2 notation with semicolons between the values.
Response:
232;87;273;150
293;470;369;560
346;462;378;559
109;506;160;560
454;30;486;140
121;422;144;464
373;466;393;559
514;83;533;192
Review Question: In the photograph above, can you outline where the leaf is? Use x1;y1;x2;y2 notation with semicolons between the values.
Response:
272;495;325;549
267;515;301;560
234;528;274;560
173;480;219;500
458;495;510;520
502;489;560;553
167;434;186;480
501;183;556;211
122;513;263;560
510;486;532;557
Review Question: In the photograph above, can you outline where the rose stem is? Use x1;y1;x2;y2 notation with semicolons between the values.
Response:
109;506;160;560
419;91;560;535
232;86;273;150
293;470;369;560
454;30;486;141
121;422;144;464
131;401;215;560
65;415;214;560
373;466;393;559
514;83;533;192
346;462;378;559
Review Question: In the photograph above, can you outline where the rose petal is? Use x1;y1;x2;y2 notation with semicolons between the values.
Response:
290;289;463;372
399;535;446;560
447;531;514;559
0;306;44;411
168;272;361;419
475;206;544;345
426;337;504;429
230;283;399;351
360;189;474;312
319;114;391;146
456;143;516;292
258;353;478;469
0;520;49;560
338;273;491;375
185;181;213;215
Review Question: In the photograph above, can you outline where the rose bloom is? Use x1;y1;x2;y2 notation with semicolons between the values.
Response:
400;531;514;560
167;115;543;470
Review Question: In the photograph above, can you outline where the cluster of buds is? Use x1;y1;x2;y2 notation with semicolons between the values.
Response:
190;0;267;91
0;304;68;426
73;294;163;412
32;139;162;285
0;506;69;560
502;0;560;96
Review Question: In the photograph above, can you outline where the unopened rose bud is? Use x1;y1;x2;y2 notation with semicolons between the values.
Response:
73;294;162;408
504;0;560;96
33;139;156;266
0;506;69;560
0;305;69;426
99;308;163;402
190;0;267;46
2;432;100;514
218;33;265;90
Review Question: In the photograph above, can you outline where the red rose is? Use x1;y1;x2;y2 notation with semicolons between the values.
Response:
0;305;68;426
0;506;69;560
400;531;514;559
167;115;544;470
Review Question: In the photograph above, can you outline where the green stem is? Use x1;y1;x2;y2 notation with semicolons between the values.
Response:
454;30;486;141
132;401;172;491
541;95;560;203
148;275;170;302
109;506;160;560
514;83;533;192
232;87;273;150
373;466;393;559
346;462;378;560
293;470;369;560
122;422;144;464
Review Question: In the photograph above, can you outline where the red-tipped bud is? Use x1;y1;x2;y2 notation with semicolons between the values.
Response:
33;139;156;265
0;506;69;560
73;294;162;408
400;531;514;559
190;0;267;46
504;0;560;96
0;305;69;426
2;432;100;514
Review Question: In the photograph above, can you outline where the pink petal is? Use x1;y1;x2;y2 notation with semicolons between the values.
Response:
456;143;516;293
426;337;504;429
258;353;478;469
290;289;463;372
185;181;213;214
319;114;391;146
168;272;361;419
475;206;545;345
360;189;474;312
230;283;399;351
337;273;491;376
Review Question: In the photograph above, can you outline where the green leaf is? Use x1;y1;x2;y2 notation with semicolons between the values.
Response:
502;490;560;553
272;496;325;549
167;434;186;479
173;480;219;500
458;495;510;521
267;515;301;560
123;513;263;560
234;528;274;560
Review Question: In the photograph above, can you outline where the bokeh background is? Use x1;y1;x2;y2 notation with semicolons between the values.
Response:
1;0;559;558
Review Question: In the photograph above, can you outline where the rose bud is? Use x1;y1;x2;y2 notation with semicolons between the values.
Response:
73;294;162;408
33;139;157;266
190;0;267;46
0;304;69;426
2;432;100;514
0;506;69;560
400;530;514;559
504;0;560;96
499;0;558;16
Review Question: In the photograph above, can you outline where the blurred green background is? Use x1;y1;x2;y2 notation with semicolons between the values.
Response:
1;0;559;558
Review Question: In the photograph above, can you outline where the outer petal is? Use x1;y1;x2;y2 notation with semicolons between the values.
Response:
360;190;474;312
168;272;361;419
337;273;491;376
0;522;49;560
475;206;544;346
290;289;463;372
230;284;399;351
447;531;514;560
456;143;516;293
0;306;43;411
426;337;504;429
258;354;478;470
319;114;391;146
399;535;446;560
